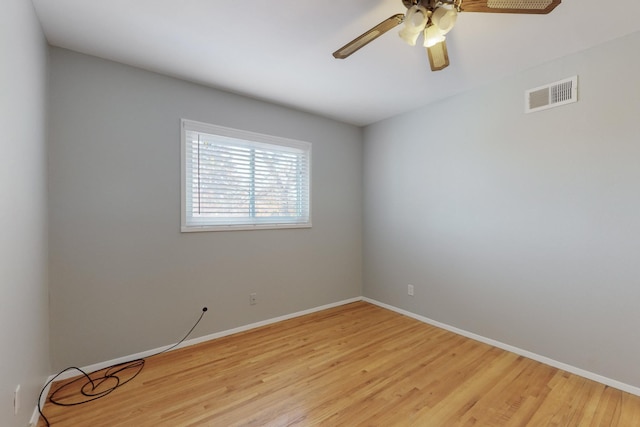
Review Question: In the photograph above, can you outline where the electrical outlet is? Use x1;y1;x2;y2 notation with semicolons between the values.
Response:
408;284;414;296
249;293;257;305
14;384;20;415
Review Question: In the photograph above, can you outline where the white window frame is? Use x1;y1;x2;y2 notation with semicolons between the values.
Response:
181;119;312;232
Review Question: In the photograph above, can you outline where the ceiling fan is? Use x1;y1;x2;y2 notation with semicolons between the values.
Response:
333;0;561;71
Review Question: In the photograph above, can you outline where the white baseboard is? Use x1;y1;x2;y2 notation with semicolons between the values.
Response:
33;294;639;426
363;297;640;397
32;296;363;425
52;296;364;382
30;406;39;426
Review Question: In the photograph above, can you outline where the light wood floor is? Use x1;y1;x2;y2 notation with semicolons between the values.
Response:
39;301;640;426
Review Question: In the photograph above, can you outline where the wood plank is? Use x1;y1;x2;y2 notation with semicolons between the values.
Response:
461;0;561;14
38;302;640;426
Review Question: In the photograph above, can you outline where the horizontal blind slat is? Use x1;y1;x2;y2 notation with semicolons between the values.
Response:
184;123;311;230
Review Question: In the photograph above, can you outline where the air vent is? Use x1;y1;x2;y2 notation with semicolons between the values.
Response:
525;75;578;113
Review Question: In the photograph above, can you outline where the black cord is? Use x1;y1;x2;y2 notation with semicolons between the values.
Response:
37;307;208;426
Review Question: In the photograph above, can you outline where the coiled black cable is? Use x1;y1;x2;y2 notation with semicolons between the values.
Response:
37;307;207;426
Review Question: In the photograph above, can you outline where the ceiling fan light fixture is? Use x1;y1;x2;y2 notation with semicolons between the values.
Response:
398;5;429;46
423;25;445;48
432;4;458;35
332;0;562;71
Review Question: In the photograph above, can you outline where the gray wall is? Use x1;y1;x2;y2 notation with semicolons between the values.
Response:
48;48;363;370
0;0;50;425
363;31;640;388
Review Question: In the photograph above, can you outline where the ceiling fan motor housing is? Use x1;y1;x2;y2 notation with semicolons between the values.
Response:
402;0;458;11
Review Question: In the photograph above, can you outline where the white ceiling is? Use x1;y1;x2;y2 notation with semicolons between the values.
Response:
32;0;640;126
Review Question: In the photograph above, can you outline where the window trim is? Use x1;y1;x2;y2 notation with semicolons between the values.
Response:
180;119;312;232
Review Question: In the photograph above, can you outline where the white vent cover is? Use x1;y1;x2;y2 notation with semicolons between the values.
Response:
525;75;578;113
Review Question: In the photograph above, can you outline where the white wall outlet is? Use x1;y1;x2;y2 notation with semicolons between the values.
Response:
14;384;20;415
407;284;414;296
249;293;257;305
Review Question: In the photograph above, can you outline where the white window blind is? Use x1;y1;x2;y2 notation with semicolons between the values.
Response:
181;119;311;232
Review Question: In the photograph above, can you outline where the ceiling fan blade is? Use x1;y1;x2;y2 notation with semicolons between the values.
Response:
333;14;404;59
426;40;450;71
461;0;561;14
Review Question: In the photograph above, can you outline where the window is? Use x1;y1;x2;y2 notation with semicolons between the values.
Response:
181;119;311;232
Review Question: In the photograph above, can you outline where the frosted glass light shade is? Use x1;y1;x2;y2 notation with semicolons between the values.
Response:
432;5;458;35
399;5;428;46
423;25;445;48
